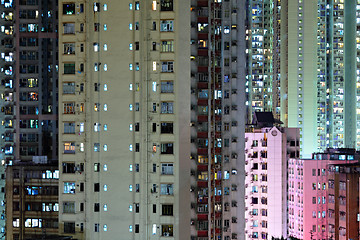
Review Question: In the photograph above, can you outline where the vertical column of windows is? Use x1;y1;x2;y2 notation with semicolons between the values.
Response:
356;0;360;148
316;0;327;152
297;0;304;145
60;0;87;236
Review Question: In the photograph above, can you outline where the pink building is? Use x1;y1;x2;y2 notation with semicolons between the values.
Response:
245;123;299;239
288;149;359;240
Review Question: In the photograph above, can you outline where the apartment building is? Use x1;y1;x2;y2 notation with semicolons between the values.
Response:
288;149;360;240
188;0;246;239
285;0;360;156
244;112;299;239
59;0;246;239
58;0;194;239
246;0;283;121
5;161;59;240
0;0;58;236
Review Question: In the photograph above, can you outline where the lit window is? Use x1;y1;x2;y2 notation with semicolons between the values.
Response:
160;20;174;32
161;40;174;52
152;1;157;10
104;84;108;91
103;164;108;171
153;224;156;235
129;64;133;70
64;142;75;154
94;103;100;111
153;61;157;71
129;164;133;171
104;225;107;231
129;185;133;192
94;2;100;12
93;43;99;52
104;64;107;71
104;104;108;111
104;44;108;51
129;145;133;151
103;4;107;11
104;204;108;211
104;124;108;131
64;182;76;194
129;84;133;90
94;143;100;152
94;63;99;71
224;26;230;34
129;44;133;50
129;225;133;232
103;144;108;151
129;3;133;10
129;23;132;30
94;123;100;132
80;143;84;152
129;104;133;111
103;24;107;31
152;82;157;91
129;205;133;212
104;185;108;191
129;124;133;131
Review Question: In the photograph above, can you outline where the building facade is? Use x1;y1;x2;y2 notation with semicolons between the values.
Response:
245;125;299;239
5;162;59;240
288;149;360;240
59;0;246;239
0;0;58;236
284;0;360;157
189;0;246;239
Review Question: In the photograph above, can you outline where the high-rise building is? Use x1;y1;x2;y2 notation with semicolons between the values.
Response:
244;113;299;239
5;161;59;240
284;0;360;156
245;0;282;120
58;0;246;239
0;0;58;236
189;0;246;239
246;0;360;157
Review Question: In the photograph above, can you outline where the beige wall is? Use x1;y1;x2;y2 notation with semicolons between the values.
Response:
59;1;190;239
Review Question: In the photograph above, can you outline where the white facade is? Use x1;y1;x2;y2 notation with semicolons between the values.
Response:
244;127;299;239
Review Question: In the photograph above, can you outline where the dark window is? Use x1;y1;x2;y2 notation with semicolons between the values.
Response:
80;182;84;192
135;143;140;152
161;122;173;133
153;204;156;213
135;203;139;213
153;164;156;173
152;123;156;132
160;0;173;11
64;222;75;233
94;203;99;212
64;63;75;74
63;162;75;173
135;224;139;233
135;122;140;131
80;203;84;211
161;143;174;154
94;183;100;192
162;204;173;216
